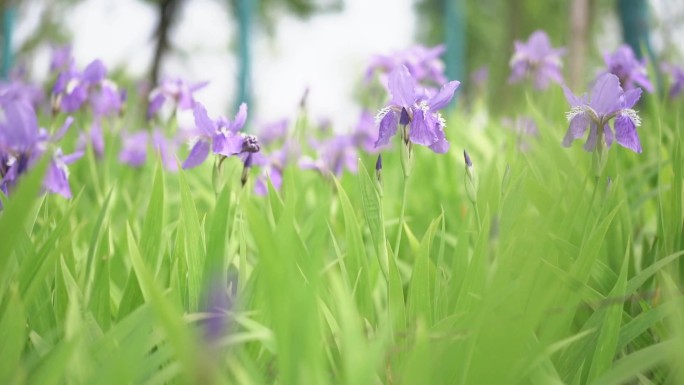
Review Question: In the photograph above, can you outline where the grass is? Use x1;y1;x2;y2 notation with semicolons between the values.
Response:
0;85;683;385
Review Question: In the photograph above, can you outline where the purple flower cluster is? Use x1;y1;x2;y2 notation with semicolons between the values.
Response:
119;129;179;171
52;58;125;117
147;77;208;120
0;99;82;199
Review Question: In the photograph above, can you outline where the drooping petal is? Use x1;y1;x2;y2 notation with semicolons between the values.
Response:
604;123;614;147
428;124;449;153
374;109;398;148
182;139;210;169
408;109;438;146
388;65;416;108
614;115;642;153
562;111;589;147
193;103;216;137
44;158;72;198
147;92;165;119
590;73;623;116
428;80;460;110
583;123;599;152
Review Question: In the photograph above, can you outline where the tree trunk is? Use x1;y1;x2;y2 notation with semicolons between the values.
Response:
569;0;589;89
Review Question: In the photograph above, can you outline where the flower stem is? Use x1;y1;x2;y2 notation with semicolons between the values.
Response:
394;176;408;256
473;201;482;232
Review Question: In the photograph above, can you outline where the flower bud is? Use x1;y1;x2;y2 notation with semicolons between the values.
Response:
375;154;384;197
464;150;478;204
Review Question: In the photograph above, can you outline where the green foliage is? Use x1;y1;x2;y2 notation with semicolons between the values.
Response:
0;89;682;384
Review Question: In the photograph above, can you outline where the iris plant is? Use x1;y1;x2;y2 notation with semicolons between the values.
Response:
375;65;459;155
509;30;565;90
182;102;260;169
562;73;643;155
603;45;653;93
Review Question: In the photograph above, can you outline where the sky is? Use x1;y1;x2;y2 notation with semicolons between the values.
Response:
14;0;416;131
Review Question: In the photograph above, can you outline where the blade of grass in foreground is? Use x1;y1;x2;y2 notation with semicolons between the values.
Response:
0;158;47;279
178;169;205;312
126;224;205;383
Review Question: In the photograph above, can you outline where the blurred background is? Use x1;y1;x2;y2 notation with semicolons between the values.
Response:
1;0;683;128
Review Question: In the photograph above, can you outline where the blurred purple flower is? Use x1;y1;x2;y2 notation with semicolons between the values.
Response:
257;118;289;147
49;45;74;73
509;30;565;90
0;99;81;198
147;78;208;119
253;152;283;196
603;45;653;93
300;135;358;177
76;121;105;158
119;131;149;167
90;80;125;118
562;73;643;153
52;59;125;116
366;45;447;88
471;66;489;90
375;65;459;153
182;102;259;169
662;63;684;99
502;115;538;152
118;129;179;171
0;81;44;114
352;110;381;153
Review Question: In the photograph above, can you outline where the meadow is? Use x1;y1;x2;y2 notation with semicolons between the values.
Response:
1;37;683;384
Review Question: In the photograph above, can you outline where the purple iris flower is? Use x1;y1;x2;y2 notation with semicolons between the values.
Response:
182;102;259;169
502;115;538;152
0;99;82;198
352;110;381;153
147;78;208;120
52;65;89;113
253;151;284;196
119;129;179;171
375;65;459;153
119;131;149;167
90;80;125;118
509;30;565;90
300;135;358;177
662;63;684;99
0;79;44;112
52;59;125;117
49;45;74;73
562;73;643;153
366;45;447;88
603;45;653;93
256;118;289;147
